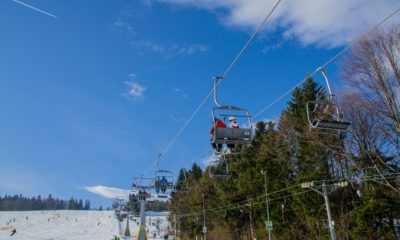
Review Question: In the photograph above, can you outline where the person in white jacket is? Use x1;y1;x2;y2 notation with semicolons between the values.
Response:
227;116;239;153
228;116;239;128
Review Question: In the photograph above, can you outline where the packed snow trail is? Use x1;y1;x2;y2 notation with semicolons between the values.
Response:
0;210;169;240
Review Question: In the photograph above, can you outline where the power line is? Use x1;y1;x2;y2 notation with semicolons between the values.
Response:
175;173;400;218
253;6;400;120
179;189;312;218
144;0;283;175
178;182;304;218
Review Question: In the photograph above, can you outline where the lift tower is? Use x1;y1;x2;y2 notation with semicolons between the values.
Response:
132;176;154;240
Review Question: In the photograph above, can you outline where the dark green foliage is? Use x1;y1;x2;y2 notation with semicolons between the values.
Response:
350;184;399;239
0;194;90;210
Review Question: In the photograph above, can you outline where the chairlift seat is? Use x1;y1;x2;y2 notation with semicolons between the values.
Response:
174;181;189;192
208;159;230;180
158;182;174;188
312;119;351;131
305;69;351;132
157;194;168;199
175;187;189;193
209;167;231;179
210;173;231;179
213;127;252;144
307;100;351;132
174;169;190;193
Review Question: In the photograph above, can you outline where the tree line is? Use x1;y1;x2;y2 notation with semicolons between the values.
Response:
0;194;91;211
169;26;400;239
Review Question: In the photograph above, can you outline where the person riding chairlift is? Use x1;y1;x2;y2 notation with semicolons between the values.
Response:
138;190;143;200
154;183;160;194
160;176;168;193
227;116;239;153
228;116;239;128
210;117;226;153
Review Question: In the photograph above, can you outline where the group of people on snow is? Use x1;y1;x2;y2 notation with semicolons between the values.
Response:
210;116;239;153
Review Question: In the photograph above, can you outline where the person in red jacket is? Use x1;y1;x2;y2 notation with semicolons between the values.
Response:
210;118;226;152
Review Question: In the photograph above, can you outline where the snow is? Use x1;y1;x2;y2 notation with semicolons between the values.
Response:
0;210;170;240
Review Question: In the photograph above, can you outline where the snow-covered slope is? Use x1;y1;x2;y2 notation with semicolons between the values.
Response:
0;210;170;240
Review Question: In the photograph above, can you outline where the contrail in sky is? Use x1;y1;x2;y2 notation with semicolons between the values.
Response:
12;0;57;18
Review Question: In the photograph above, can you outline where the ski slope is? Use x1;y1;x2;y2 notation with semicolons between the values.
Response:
0;210;170;240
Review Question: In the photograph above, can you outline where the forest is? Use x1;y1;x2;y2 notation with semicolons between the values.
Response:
0;194;91;211
168;26;400;240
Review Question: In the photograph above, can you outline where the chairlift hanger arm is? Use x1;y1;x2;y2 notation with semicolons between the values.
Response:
213;76;224;108
213;76;245;110
156;153;162;170
317;67;334;100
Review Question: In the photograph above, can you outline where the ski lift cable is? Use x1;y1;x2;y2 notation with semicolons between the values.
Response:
181;149;213;169
169;149;212;183
143;92;213;175
221;0;282;79
310;172;400;185
144;0;283;175
253;6;400;121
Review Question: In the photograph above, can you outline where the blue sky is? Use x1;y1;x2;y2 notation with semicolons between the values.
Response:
1;0;399;207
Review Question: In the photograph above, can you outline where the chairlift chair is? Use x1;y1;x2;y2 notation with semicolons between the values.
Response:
210;76;254;148
208;155;231;179
156;193;169;199
129;191;138;202
154;170;174;189
174;169;190;193
211;107;253;145
306;68;351;131
154;172;173;198
153;155;175;199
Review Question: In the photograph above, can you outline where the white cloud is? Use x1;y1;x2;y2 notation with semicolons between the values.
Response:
262;42;281;53
131;40;208;57
158;0;399;48
201;153;218;166
169;114;186;123
113;19;134;32
124;74;146;99
173;87;188;98
84;185;130;199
